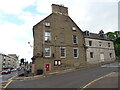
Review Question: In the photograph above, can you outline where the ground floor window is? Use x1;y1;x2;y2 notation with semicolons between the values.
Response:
54;60;61;66
73;48;78;58
109;53;112;58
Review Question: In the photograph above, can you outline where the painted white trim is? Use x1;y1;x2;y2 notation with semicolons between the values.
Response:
45;32;51;42
60;47;66;58
73;48;79;58
44;47;51;57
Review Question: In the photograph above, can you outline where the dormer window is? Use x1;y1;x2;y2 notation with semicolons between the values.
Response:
85;31;90;36
72;27;76;31
45;22;50;27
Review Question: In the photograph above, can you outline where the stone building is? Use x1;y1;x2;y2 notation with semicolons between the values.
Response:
0;53;19;71
32;4;86;74
84;30;116;64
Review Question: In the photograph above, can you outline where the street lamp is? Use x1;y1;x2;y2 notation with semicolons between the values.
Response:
28;41;35;75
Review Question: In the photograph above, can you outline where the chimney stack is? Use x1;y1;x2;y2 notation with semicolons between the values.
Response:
51;4;68;16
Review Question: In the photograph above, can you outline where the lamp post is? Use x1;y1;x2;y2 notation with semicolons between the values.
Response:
28;41;34;75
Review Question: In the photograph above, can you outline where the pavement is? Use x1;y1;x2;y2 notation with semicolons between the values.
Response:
13;68;75;80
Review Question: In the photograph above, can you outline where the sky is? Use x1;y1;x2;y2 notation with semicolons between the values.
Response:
0;0;119;62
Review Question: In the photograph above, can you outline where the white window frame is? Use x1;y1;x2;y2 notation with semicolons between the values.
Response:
54;60;61;66
73;48;79;58
60;47;66;58
44;47;51;57
55;61;58;66
72;35;78;44
45;32;51;41
58;61;61;65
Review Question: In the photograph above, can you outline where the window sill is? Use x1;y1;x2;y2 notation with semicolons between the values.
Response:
73;43;78;45
73;57;79;59
60;57;66;59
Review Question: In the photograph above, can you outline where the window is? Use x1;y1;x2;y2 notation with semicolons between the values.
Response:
44;47;51;57
108;43;110;47
73;48;78;58
60;47;66;58
72;27;76;31
54;60;61;66
89;41;92;46
72;35;78;44
85;31;90;36
109;53;112;58
45;32;51;42
45;22;50;26
99;42;102;47
90;52;93;58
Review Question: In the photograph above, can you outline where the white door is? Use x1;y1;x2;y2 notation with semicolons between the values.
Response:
100;53;104;62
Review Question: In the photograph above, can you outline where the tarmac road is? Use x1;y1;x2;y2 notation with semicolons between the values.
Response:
7;62;119;89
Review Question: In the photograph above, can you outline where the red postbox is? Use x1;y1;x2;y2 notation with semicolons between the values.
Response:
45;64;50;71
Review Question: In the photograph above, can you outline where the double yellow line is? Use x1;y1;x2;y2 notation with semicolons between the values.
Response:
2;80;13;89
80;72;115;90
1;74;18;89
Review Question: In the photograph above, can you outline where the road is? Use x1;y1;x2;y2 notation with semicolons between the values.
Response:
7;62;119;89
0;70;24;89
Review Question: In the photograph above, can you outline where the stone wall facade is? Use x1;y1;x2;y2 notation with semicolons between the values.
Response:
85;38;116;64
33;4;86;74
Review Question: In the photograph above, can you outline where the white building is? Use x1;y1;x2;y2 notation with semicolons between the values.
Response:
0;53;19;71
84;30;116;64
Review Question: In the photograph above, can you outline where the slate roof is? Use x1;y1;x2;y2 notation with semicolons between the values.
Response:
83;31;113;41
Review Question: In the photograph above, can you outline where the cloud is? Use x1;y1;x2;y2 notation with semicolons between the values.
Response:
0;9;47;62
0;0;119;62
0;21;32;58
0;0;36;14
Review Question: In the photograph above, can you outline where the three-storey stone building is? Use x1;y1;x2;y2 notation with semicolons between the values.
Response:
32;4;86;74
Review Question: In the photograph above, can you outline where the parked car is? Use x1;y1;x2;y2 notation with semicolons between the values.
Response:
11;68;17;72
1;69;11;74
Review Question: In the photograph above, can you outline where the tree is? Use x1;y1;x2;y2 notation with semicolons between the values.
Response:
106;31;120;58
106;32;115;40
